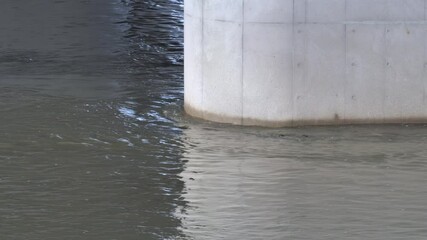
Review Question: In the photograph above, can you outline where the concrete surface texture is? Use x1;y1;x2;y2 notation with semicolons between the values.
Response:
184;0;427;127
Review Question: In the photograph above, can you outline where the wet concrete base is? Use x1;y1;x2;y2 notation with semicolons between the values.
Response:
185;102;427;127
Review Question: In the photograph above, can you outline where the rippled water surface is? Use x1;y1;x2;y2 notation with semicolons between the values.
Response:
1;1;427;239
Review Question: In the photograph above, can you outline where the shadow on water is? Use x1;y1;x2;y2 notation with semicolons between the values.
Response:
0;0;187;239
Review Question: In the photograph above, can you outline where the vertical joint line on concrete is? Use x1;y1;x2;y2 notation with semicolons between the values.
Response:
385;0;389;22
424;0;427;111
344;0;348;120
291;0;295;125
382;26;387;121
201;0;205;119
423;20;427;104
304;0;308;23
424;0;426;21
241;0;245;125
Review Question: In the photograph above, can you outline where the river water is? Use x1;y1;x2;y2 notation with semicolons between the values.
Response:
1;0;427;239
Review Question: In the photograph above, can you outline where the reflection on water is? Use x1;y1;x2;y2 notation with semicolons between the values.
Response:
1;0;427;239
180;124;427;239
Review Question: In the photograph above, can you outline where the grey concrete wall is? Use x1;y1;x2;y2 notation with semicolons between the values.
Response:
184;0;427;127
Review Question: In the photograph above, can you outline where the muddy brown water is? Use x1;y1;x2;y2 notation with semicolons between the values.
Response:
1;0;427;239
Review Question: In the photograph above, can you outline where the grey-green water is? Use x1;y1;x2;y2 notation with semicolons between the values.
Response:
1;0;427;239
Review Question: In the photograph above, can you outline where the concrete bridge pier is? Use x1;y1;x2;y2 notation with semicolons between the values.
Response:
184;0;427;127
